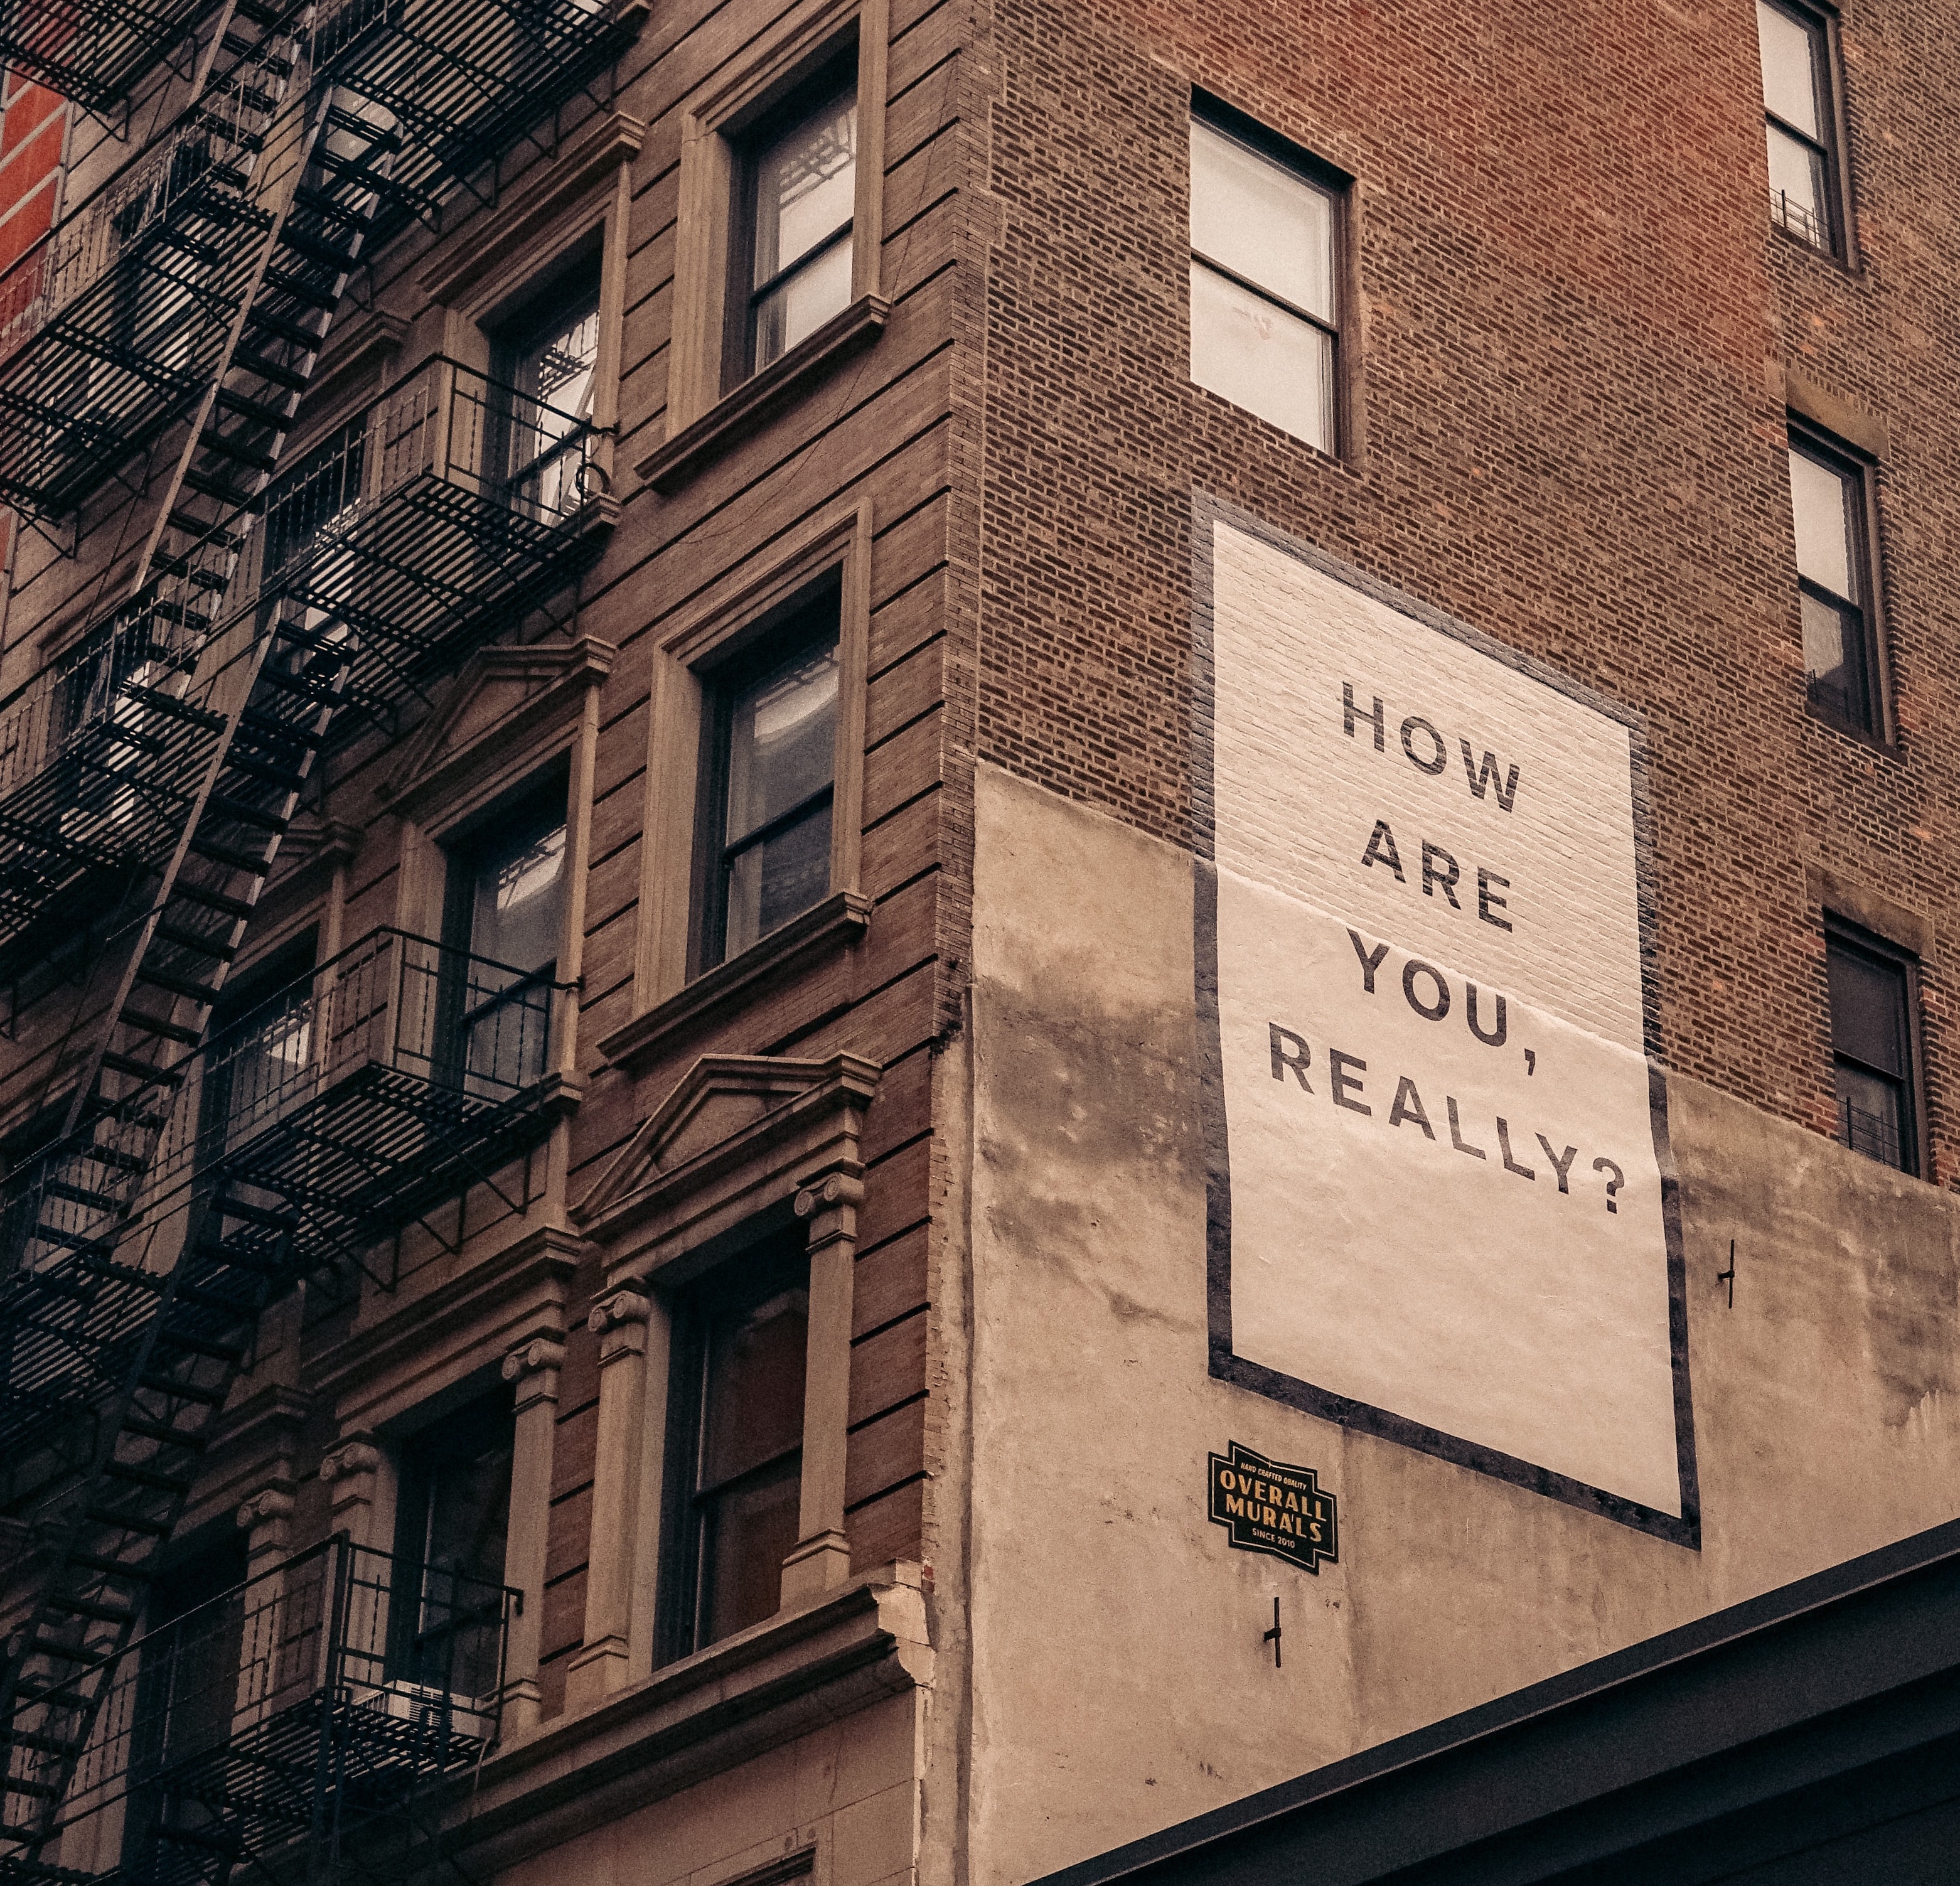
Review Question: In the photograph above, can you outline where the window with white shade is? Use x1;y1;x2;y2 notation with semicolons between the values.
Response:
693;581;842;972
1757;0;1846;254
731;66;859;385
1189;104;1342;454
1786;428;1880;737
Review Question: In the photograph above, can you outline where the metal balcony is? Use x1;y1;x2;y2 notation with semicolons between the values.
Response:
0;929;564;1528
10;1535;514;1885
0;360;599;966
0;67;297;517
0;0;222;115
250;354;608;721
311;0;643;242
10;923;565;1283
0;0;637;515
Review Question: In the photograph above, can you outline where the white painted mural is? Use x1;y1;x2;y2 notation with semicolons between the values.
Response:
1203;513;1690;1526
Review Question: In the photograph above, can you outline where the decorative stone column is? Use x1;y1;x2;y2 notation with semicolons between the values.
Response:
499;1334;565;1734
780;1167;863;1605
234;1482;296;1576
318;1436;383;1548
565;1289;654;1710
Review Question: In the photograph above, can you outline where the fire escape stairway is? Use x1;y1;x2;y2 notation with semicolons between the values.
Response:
0;52;388;1886
0;0;641;1869
0;0;219;116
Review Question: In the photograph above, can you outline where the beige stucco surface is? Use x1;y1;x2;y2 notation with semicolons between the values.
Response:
966;761;1960;1886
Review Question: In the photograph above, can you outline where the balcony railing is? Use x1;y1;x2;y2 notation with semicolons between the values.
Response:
14;926;565;1280
1769;186;1831;253
14;1536;515;1881
0;0;227;113
0;75;274;365
0;70;292;515
0;358;600;960
1839;1095;1904;1171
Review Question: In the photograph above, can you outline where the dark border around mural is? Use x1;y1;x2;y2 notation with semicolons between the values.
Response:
1190;488;1700;1551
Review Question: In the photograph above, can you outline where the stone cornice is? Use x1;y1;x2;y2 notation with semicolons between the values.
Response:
446;1563;930;1874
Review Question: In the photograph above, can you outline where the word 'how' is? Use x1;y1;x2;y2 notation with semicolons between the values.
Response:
1343;684;1522;813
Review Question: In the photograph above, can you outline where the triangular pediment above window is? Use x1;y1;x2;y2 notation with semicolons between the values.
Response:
573;1052;882;1251
378;636;613;819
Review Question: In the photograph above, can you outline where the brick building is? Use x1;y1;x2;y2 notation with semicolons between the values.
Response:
0;0;1956;1883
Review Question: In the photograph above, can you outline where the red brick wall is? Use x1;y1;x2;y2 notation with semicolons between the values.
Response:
0;65;66;596
975;0;1960;1181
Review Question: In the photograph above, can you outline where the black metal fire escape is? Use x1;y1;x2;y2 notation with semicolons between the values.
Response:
0;0;638;1876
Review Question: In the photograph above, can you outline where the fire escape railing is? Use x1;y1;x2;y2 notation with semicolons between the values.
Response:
0;64;298;518
3;926;565;1507
0;359;599;971
0;0;220;116
0;0;636;522
18;1535;515;1885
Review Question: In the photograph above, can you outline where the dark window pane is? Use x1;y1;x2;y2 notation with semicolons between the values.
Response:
701;1457;803;1644
1828;938;1907;1077
394;1394;515;1696
701;1287;808;1490
690;1275;809;1649
726;800;832;957
1801;591;1865;726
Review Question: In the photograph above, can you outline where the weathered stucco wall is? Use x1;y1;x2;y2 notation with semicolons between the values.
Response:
967;761;1960;1886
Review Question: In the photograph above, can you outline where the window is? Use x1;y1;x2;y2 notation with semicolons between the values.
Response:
392;1391;515;1697
441;777;567;1093
692;583;841;972
663;1233;810;1658
121;1535;249;1880
729;60;858;387
495;264;601;522
1757;0;1846;254
1189;102;1342;454
200;931;317;1160
1827;923;1919;1175
1786;429;1880;736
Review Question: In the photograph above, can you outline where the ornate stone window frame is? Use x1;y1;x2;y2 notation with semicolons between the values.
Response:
565;1050;881;1707
602;497;873;1073
637;0;891;494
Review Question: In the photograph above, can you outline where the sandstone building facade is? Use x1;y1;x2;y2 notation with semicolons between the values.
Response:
0;1;1956;1883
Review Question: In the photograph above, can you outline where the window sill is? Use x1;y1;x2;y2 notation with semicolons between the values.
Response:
597;888;873;1073
1804;702;1900;763
635;295;891;497
453;1563;931;1873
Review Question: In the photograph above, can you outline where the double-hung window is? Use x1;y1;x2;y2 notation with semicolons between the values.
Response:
1757;0;1846;255
391;1391;515;1699
693;583;841;971
730;66;859;386
1786;429;1880;737
497;267;601;523
441;778;567;1095
1826;923;1920;1175
1189;103;1342;454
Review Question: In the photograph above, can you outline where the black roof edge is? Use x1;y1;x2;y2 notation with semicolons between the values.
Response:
1025;1511;1960;1886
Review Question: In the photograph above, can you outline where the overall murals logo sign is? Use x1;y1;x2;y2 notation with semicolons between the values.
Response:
1208;1441;1338;1572
1194;499;1697;1545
